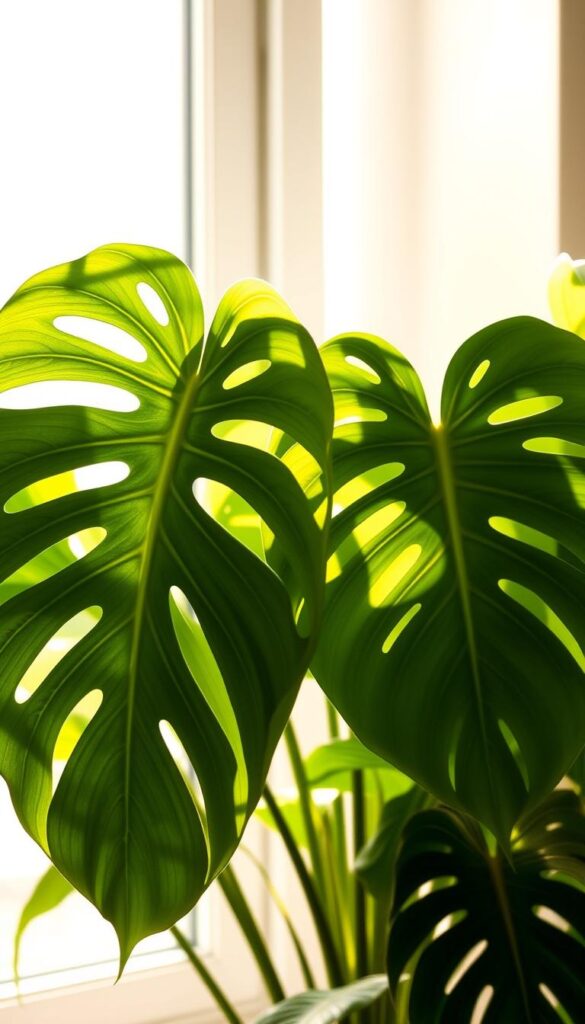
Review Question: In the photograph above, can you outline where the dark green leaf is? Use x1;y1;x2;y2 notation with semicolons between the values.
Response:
387;792;585;1023
568;750;585;793
254;975;389;1024
0;243;333;963
355;786;428;898
314;321;585;840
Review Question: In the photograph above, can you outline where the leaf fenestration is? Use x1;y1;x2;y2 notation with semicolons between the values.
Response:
314;320;585;840
387;793;585;1023
0;244;333;962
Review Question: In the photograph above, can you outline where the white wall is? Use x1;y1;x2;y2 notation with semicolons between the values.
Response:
322;0;560;420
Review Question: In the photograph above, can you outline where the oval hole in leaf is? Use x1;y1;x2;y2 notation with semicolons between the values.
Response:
523;436;585;458
370;544;422;608
0;381;139;412
212;420;323;500
333;463;405;516
294;597;310;638
468;360;490;389
279;437;323;501
533;905;572;933
498;579;585;671
15;607;102;705
54;315;147;362
52;689;103;797
334;408;388;428
382;603;422;654
211;422;325;537
488;395;563;425
169;587;248;827
344;355;381;384
211;418;273;448
5;462;129;514
194;478;271;562
136;282;169;326
470;985;494;1024
539;984;571;1020
0;528;106;603
159;719;210;868
489;516;559;558
223;359;271;390
498;719;530;791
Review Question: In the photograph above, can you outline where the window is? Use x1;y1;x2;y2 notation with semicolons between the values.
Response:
0;1;579;1021
0;2;270;1020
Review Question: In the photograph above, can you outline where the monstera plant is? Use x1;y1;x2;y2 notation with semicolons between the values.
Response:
0;243;583;1024
0;243;333;965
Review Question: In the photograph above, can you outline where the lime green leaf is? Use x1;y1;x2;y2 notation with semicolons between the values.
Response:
549;253;585;337
314;320;585;842
387;792;585;1023
254;975;389;1024
305;737;413;797
14;866;74;979
306;737;404;782
0;244;333;964
255;794;311;849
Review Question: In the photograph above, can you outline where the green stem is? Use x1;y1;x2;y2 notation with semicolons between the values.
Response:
326;703;351;915
241;845;317;989
171;926;244;1024
325;699;341;739
217;863;286;1003
352;770;368;981
285;723;328;901
320;811;351;977
264;784;345;987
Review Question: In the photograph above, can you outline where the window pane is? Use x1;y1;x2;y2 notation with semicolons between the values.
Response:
0;0;186;305
0;0;196;998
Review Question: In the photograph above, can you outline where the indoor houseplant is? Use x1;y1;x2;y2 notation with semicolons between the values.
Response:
0;243;583;1023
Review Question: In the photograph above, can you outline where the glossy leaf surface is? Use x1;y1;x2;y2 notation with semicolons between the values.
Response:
314;320;585;840
254;976;389;1024
0;243;333;961
387;792;585;1023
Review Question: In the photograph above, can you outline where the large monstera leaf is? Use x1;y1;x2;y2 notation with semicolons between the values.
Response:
387;792;585;1023
313;320;585;842
0;243;333;962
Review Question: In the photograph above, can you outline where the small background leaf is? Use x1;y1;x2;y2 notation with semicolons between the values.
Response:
254;975;389;1024
14;866;74;980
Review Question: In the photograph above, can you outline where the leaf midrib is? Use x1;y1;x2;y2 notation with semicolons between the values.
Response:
123;365;201;935
486;852;532;1021
432;425;497;817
